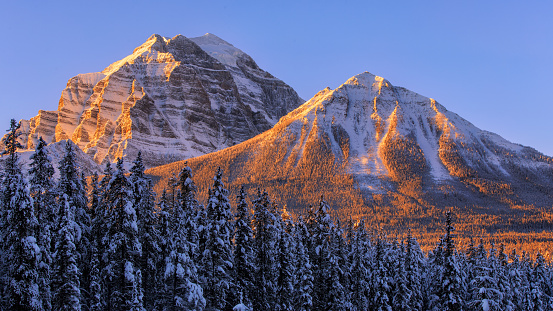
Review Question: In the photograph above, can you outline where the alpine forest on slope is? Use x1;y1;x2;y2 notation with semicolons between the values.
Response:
1;119;553;311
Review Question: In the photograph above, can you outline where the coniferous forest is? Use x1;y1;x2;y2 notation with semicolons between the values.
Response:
1;119;553;311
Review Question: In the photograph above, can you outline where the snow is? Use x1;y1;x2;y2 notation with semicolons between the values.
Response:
124;261;135;283
269;70;552;189
482;298;489;311
233;303;249;311
190;33;245;68
23;236;41;257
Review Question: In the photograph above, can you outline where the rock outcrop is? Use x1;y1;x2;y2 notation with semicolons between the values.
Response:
147;72;553;250
11;33;303;168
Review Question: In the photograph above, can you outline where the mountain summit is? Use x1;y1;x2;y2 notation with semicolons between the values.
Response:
148;71;553;246
11;34;303;168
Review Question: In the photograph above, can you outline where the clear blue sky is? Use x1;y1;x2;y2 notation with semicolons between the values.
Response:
1;1;552;156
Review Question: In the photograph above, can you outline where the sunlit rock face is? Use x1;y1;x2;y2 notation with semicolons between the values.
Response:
11;33;303;168
147;72;553;248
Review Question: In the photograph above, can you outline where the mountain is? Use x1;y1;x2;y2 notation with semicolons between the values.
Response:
8;33;303;168
147;72;553;250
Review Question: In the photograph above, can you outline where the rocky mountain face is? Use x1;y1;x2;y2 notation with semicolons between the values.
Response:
10;33;303;168
147;72;553;249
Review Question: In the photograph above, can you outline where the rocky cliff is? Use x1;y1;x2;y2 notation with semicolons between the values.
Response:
11;33;303;168
147;72;553;250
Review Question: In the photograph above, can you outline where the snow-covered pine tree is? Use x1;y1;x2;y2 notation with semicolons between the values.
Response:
56;141;91;305
161;214;205;311
87;172;107;311
177;163;198;219
156;189;171;274
28;136;56;311
464;237;478;298
252;189;278;311
276;205;295;311
129;152;161;310
1;119;42;311
526;252;548;311
326;224;349;311
348;219;370;311
103;159;144;311
176;162;201;265
202;167;234;311
494;244;513;311
507;249;526;311
293;216;313;311
429;211;465;311
403;229;424;311
0;119;24;266
371;233;392;311
159;163;205;311
97;162;114;267
52;190;82;311
88;246;102;311
308;195;333;311
392;240;411;311
233;186;255;309
467;243;502;311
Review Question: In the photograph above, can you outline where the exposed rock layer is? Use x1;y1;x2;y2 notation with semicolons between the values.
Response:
147;72;553;250
11;34;303;168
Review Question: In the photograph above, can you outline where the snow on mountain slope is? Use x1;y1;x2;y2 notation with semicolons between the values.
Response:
6;33;303;169
147;71;553;232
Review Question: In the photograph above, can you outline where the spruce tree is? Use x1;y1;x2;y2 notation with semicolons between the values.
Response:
1;119;42;310
327;225;349;311
508;250;525;311
129;152;161;309
403;230;424;311
103;159;145;311
430;211;464;311
526;252;548;311
495;244;513;310
308;195;334;310
293;217;313;311
52;192;82;311
392;241;411;311
276;206;295;311
176;162;201;265
29;137;56;311
202;167;234;311
87;173;104;311
88;247;102;311
372;233;392;311
349;220;370;311
252;189;278;311
56;141;90;305
467;243;502;311
160;164;204;311
233;186;255;308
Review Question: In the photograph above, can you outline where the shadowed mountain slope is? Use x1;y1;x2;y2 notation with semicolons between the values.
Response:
6;33;303;168
147;72;553;253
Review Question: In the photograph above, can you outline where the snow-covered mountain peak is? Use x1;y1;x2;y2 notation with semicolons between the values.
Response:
8;33;304;169
190;33;247;67
101;34;179;76
193;33;235;47
147;72;553;236
270;71;553;187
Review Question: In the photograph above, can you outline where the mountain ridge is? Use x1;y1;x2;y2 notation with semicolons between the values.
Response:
6;33;303;168
146;71;553;251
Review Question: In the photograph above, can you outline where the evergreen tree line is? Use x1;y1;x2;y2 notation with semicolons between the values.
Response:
1;120;553;311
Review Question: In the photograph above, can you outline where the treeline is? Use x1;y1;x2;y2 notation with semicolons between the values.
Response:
1;120;553;311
